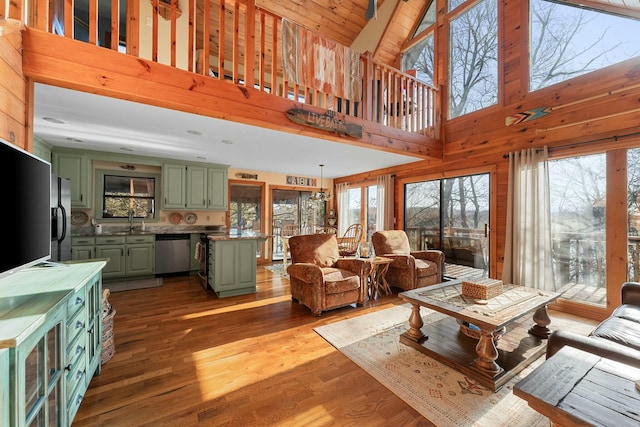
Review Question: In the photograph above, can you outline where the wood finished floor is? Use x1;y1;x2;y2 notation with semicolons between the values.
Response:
74;266;432;426
73;266;593;426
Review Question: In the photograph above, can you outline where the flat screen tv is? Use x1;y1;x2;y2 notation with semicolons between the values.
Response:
0;138;52;280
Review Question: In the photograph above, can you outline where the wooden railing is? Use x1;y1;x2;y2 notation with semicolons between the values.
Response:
10;0;439;138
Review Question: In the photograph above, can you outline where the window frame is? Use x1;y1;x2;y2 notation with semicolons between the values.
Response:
94;168;161;222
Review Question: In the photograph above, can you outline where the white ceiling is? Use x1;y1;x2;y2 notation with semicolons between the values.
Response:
33;84;423;179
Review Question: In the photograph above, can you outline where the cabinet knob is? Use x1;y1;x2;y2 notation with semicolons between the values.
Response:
65;364;72;372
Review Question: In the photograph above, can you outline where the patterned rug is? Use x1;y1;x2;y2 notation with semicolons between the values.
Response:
265;263;289;278
314;304;595;427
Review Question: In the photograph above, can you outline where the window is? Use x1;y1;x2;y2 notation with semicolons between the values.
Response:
449;0;498;118
402;0;436;86
405;173;490;273
530;0;640;91
96;170;159;220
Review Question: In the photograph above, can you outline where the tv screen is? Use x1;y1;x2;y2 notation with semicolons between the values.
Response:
0;139;51;280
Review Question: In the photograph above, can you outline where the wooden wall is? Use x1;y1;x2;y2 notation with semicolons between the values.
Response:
0;29;28;151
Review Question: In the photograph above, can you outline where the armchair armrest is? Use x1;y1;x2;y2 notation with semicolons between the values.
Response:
411;250;445;265
546;330;640;368
335;258;372;276
378;254;414;269
287;263;324;284
621;281;640;306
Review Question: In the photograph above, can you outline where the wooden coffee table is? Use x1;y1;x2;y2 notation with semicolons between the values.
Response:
398;280;560;391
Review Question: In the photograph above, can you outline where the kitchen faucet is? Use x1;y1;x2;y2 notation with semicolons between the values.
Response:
128;210;134;231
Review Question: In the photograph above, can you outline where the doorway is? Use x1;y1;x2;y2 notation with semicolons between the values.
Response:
229;181;266;263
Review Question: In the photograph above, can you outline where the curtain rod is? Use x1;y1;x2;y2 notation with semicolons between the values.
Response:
501;130;640;159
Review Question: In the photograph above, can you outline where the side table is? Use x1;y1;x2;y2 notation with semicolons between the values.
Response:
365;256;393;299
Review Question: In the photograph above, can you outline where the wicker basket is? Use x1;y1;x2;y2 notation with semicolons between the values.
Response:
101;305;116;365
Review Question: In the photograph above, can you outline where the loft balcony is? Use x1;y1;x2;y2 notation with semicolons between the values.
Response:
9;0;443;159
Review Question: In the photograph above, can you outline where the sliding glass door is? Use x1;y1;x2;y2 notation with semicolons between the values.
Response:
405;173;490;275
271;189;324;261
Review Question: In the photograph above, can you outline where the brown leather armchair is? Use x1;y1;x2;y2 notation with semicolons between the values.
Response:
287;233;371;316
371;230;444;291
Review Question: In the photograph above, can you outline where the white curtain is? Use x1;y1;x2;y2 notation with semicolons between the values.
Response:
503;147;555;291
336;182;350;236
376;174;394;231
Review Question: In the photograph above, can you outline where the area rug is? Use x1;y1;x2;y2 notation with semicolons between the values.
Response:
265;263;289;278
314;304;595;427
104;277;163;292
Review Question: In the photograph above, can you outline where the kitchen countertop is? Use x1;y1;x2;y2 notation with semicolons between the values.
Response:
72;226;226;237
206;232;271;241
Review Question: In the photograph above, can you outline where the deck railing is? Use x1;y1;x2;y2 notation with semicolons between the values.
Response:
10;0;439;137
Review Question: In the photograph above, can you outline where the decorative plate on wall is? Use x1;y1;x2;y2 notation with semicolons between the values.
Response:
169;212;183;225
71;211;89;226
184;212;198;224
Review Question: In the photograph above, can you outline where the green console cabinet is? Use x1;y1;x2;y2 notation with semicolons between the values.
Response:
0;261;106;427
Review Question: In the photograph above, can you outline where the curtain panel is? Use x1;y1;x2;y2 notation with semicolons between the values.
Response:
376;174;394;231
282;19;362;102
503;147;555;291
336;182;350;236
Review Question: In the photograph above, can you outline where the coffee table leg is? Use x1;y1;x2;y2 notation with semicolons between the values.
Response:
529;304;552;338
473;329;502;376
405;303;426;342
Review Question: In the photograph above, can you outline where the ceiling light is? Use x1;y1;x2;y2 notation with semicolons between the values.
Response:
196;156;206;160
309;164;331;202
120;147;134;152
66;137;83;143
187;130;202;135
220;139;233;145
43;117;65;124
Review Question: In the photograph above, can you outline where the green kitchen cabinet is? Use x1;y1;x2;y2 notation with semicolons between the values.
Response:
207;167;228;210
208;238;257;297
95;236;126;279
186;165;208;210
52;151;91;208
72;236;95;261
162;163;186;209
125;235;155;276
0;261;106;427
162;163;228;211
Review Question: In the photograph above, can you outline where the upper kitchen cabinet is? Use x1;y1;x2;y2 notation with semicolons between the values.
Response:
162;163;228;211
207;167;228;210
52;151;91;208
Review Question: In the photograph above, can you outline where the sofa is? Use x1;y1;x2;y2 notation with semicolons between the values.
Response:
371;230;445;291
546;281;640;368
286;233;371;316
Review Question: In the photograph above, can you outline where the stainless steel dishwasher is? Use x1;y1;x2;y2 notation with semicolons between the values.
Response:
155;234;191;275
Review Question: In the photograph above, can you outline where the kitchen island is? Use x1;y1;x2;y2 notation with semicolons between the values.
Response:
205;232;270;297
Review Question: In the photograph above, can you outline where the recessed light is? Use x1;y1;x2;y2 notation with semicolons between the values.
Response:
196;156;207;160
187;130;202;135
221;139;233;145
43;117;65;124
66;137;83;143
120;147;134;152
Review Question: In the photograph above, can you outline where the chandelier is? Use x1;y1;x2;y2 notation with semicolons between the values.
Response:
309;164;331;202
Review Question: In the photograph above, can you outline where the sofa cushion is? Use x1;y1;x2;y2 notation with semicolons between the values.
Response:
289;233;339;267
611;304;640;324
372;230;411;254
590;316;640;351
415;259;437;278
321;267;360;294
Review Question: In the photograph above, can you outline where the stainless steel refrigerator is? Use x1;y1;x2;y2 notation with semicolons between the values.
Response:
51;174;72;261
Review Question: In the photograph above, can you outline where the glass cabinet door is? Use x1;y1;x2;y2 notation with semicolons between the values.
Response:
22;320;63;427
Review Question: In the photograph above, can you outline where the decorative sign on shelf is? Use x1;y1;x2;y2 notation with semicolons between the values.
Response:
286;107;363;139
286;176;317;187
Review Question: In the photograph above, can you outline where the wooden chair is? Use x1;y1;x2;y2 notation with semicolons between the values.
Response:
337;224;363;257
280;224;300;269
